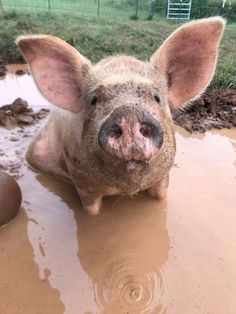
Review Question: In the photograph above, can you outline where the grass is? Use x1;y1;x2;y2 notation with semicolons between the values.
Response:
0;11;235;89
0;0;147;19
2;0;235;21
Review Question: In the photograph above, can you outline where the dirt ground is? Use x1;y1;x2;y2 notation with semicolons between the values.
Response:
172;88;236;133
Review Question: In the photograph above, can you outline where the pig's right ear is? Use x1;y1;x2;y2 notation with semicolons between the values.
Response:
16;35;93;113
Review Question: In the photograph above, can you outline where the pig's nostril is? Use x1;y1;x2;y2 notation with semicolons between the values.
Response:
139;120;163;149
140;125;153;138
98;121;123;150
110;124;123;139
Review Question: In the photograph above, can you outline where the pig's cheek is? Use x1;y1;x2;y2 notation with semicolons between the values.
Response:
147;175;169;200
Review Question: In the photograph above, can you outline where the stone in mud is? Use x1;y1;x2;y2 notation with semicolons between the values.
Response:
0;98;28;126
15;69;26;76
36;108;50;120
0;70;6;77
11;98;28;114
0;98;49;128
17;114;34;125
8;136;19;142
0;163;8;171
0;65;7;77
0;171;22;226
0;112;15;128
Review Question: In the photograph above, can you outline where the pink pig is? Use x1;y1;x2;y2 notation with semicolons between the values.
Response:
17;17;225;214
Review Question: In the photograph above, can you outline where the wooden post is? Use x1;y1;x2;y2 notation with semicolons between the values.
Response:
0;0;3;13
48;0;51;12
97;0;100;16
135;0;139;18
148;0;154;19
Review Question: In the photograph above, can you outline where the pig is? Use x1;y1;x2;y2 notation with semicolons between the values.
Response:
16;17;225;214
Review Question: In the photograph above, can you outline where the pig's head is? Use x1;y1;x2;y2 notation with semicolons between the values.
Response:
17;17;224;194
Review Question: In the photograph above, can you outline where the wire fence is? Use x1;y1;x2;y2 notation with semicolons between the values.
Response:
0;0;235;21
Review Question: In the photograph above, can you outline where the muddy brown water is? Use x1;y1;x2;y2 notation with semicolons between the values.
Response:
0;66;236;314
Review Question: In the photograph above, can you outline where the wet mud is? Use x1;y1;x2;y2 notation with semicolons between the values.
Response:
172;89;236;133
0;66;236;314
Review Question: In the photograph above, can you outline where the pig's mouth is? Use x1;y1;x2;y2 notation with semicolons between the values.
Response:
98;151;149;174
123;159;147;173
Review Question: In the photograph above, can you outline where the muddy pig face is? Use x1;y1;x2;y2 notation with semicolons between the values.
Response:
17;17;225;193
81;58;172;174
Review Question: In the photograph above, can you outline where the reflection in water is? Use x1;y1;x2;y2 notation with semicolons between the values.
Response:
0;65;51;109
75;197;168;314
21;173;98;314
0;207;64;314
34;174;169;314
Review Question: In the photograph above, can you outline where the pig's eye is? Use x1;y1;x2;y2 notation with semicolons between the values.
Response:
90;96;97;106
154;94;160;103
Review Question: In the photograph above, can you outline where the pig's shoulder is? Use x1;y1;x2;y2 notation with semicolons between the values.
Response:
26;112;70;179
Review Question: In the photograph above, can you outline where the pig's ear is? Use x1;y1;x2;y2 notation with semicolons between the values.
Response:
150;17;225;108
16;35;93;113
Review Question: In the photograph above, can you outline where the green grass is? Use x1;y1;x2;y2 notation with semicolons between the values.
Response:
1;0;234;20
0;0;146;19
0;11;235;89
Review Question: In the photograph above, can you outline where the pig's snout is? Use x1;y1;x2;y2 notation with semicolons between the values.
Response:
98;108;163;163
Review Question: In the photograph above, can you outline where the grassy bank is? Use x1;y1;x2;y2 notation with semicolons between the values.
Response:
0;12;235;89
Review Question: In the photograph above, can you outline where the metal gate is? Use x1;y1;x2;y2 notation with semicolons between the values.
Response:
167;0;192;20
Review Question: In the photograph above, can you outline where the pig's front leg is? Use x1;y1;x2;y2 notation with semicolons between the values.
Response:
76;188;103;215
147;174;169;200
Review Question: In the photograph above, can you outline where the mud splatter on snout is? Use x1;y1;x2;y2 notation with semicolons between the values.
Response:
98;105;163;171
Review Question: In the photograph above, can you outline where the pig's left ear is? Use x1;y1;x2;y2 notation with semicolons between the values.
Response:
16;35;94;113
150;17;225;108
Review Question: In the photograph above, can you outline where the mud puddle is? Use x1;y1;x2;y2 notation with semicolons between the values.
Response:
0;64;50;109
0;68;236;314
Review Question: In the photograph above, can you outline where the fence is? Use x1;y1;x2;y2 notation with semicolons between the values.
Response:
0;0;235;21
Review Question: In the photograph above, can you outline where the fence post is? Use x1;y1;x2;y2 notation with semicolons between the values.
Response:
97;0;100;16
148;0;154;19
48;0;51;13
135;0;139;18
0;0;3;13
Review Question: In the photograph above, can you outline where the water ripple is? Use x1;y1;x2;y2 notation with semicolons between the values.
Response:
94;255;165;313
